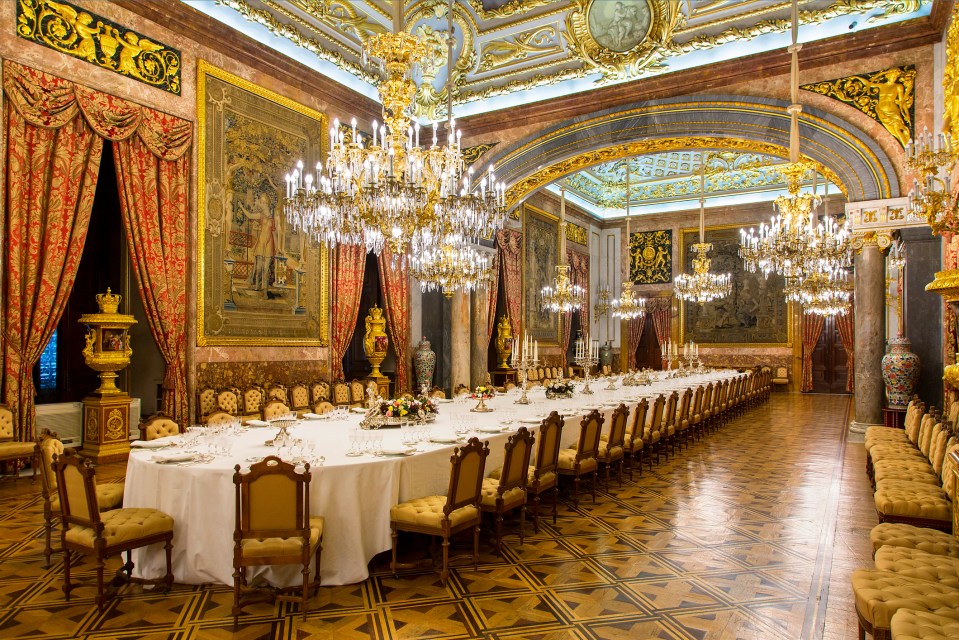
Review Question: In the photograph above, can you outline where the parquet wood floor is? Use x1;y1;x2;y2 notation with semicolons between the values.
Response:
0;393;873;639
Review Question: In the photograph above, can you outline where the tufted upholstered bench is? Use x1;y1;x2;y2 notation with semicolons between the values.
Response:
890;608;959;639
871;522;959;558
851;569;959;640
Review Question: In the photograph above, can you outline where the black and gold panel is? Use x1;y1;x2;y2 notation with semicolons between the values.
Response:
629;230;672;284
680;226;789;345
16;0;182;94
801;65;915;148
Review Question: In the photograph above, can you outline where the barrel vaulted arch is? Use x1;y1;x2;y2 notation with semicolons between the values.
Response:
477;95;900;209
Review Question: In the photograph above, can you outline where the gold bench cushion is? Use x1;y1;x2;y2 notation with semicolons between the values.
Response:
870;523;959;557
390;496;479;530
875;547;959;589
0;441;35;459
890;608;959;640
874;485;951;521
52;483;125;512
597;443;623;461
851;569;959;630
479;478;526;510
65;507;173;549
870;445;925;461
873;467;941;486
239;516;324;558
557;449;597;473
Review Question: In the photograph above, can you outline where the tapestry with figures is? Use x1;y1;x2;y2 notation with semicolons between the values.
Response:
629;230;672;284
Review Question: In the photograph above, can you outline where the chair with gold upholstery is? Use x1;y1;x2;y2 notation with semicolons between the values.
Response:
851;568;959;640
241;386;265;420
311;381;331;406
390;438;490;585
674;388;692;452
53;449;173;612
623;398;648;479
557;410;604;509
263;400;292;421
527;368;539;383
431;388;447;399
687;386;704;444
232;456;323;627
659;391;678;461
197;387;217;423
216;388;241;417
290;382;312;416
349;380;366;406
206;410;237;426
266;384;288;405
644;394;666;467
35;430;124;568
891;608;959;640
332;382;352;407
480;427;534;555
597;404;628;489
0;404;38;480
140;412;180;441
313;401;335;415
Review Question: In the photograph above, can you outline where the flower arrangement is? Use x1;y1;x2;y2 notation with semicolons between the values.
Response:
545;380;574;399
379;395;437;420
470;385;495;400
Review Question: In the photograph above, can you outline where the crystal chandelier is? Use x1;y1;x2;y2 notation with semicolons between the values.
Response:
542;187;586;313
906;128;958;234
675;157;732;304
284;0;505;258
409;240;494;296
738;0;851;286
611;160;646;320
594;285;611;317
789;268;852;316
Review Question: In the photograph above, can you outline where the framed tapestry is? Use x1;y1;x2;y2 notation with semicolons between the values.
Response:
197;61;329;346
629;230;672;284
679;225;791;345
522;204;561;345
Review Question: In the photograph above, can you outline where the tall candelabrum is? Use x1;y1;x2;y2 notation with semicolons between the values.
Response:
512;355;539;404
574;354;599;394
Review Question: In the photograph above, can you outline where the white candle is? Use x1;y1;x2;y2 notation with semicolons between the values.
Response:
534;340;538;362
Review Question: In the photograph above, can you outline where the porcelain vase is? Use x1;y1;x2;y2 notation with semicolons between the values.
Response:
414;337;436;391
881;336;920;409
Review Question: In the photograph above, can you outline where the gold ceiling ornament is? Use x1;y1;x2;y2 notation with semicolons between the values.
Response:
409;2;476;122
479;25;561;71
284;0;506;259
905;127;958;235
801;65;915;148
565;0;684;81
462;142;499;166
739;0;852;290
287;0;387;42
467;0;556;20
674;156;732;305
611;161;647;320
542;187;587;314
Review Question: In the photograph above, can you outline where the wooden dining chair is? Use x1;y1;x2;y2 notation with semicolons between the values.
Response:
623;398;648;479
313;401;335;415
36;430;124;568
332;382;352;407
480;427;534;555
206;410;237;426
197;387;216;423
390;438;490;585
645;395;665;467
263;400;292;421
0;404;38;481
557;410;604;508
216;388;241;416
598;404;629;489
140;412;180;441
242;386;265;420
53;449;173;612
311;381;331;405
290;382;312;416
674;389;692;453
266;383;289;405
232;456;323;627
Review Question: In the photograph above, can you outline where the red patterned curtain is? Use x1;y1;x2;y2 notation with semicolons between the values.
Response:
496;229;522;339
836;306;855;392
650;298;672;348
2;63;103;441
801;313;825;392
330;245;366;381
562;250;590;363
627;315;646;370
378;248;411;393
485;252;500;344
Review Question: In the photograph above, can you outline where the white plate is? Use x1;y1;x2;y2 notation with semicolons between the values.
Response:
152;452;195;464
430;436;458;443
519;418;541;424
131;438;179;449
246;420;271;427
381;447;415;456
302;412;327;420
478;425;505;433
435;398;454;404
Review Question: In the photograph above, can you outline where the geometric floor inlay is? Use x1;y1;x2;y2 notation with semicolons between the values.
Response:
0;393;868;639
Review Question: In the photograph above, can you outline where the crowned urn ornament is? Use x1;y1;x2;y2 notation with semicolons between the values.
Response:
882;337;920;408
414;337;436;391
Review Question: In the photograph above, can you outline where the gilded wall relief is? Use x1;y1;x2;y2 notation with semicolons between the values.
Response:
196;360;330;392
680;226;790;345
16;0;181;94
566;221;588;246
523;205;561;346
802;65;915;147
463;142;499;166
629;230;672;285
944;3;959;144
197;62;330;347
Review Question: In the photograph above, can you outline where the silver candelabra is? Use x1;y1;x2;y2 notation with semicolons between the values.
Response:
512;356;539;404
574;355;598;394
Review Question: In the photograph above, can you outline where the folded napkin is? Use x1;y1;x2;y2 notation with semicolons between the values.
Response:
130;437;179;449
245;419;271;427
152;451;195;464
302;412;326;420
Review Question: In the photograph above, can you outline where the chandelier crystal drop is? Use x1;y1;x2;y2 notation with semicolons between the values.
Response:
738;0;851;285
283;0;506;258
788;268;852;316
541;187;586;313
611;160;646;319
675;155;733;304
408;240;494;297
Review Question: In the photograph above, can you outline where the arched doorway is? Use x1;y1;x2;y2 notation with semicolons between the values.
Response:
811;316;850;394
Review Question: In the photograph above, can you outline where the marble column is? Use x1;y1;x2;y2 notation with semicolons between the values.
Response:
470;290;490;388
450;290;471;392
851;238;887;432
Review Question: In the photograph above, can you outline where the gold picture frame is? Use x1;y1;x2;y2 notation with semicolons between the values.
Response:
197;61;329;346
679;223;793;347
522;203;562;347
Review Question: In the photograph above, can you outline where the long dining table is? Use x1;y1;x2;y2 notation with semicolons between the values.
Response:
123;369;744;587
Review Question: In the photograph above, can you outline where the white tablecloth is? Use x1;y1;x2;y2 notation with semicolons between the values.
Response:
123;370;741;586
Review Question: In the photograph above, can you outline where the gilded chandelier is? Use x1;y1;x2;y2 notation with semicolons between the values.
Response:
675;158;732;304
284;0;506;258
906;128;958;235
786;268;851;316
611;160;646;320
542;187;586;313
738;0;851;286
408;241;494;297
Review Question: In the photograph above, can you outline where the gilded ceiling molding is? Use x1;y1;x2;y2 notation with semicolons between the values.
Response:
287;0;387;43
462;142;498;166
467;0;554;21
503;137;845;210
409;2;476;121
944;2;959;144
801;65;915;148
479;25;561;72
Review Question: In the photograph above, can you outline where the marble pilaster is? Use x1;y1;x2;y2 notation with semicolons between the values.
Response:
851;239;887;432
470;290;490;388
450;291;471;392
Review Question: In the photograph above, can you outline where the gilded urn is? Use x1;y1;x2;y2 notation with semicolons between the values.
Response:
78;289;137;395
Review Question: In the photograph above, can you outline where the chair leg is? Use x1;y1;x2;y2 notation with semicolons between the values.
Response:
95;555;105;613
495;513;503;556
43;509;54;569
519;504;526;546
551;486;558;524
531;490;540;534
313;541;322;596
591;472;597;503
164;539;174;590
233;565;244;630
62;547;73;601
391;528;399;578
473;525;480;570
617;460;624;488
301;557;310;620
572;476;580;509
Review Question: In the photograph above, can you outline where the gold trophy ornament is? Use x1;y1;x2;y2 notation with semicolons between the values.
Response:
495;315;513;369
78;289;137;463
363;304;391;397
